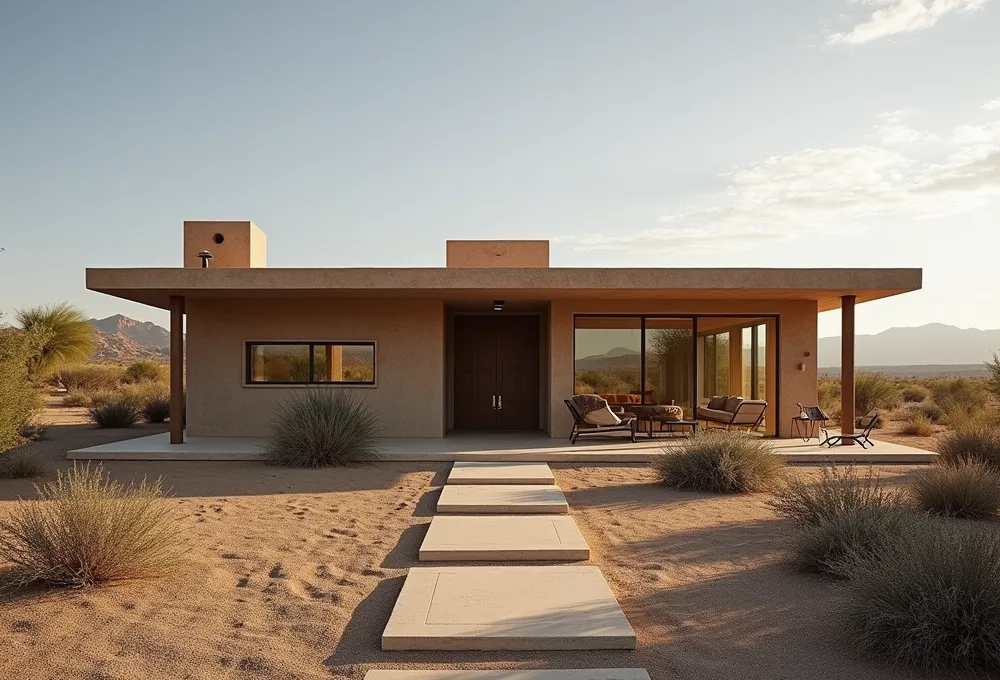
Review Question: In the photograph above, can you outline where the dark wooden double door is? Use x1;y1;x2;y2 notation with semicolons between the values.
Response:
453;315;540;431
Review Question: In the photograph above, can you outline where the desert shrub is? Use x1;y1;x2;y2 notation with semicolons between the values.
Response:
791;506;915;578
62;391;93;407
653;430;784;493
930;377;990;422
900;384;930;403
0;451;48;479
89;401;140;428
15;303;95;380
916;400;945;423
119;381;170;408
18;420;48;441
937;426;1000;470
0;326;44;453
58;364;125;392
854;370;899;417
910;464;1000;519
123;359;168;385
265;390;382;467
817;377;841;417
840;521;1000;672
0;464;184;587
87;389;120;408
900;412;935;437
769;465;902;526
987;351;1000;399
142;398;170;424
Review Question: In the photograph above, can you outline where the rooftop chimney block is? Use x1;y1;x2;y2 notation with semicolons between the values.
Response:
184;221;267;268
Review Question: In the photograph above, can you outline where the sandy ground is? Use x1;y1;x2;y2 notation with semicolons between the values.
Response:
0;401;966;679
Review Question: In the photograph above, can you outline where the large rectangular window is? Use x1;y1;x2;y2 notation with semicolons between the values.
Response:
247;342;376;385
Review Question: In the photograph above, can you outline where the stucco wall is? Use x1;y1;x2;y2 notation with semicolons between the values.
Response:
548;298;818;439
185;298;445;437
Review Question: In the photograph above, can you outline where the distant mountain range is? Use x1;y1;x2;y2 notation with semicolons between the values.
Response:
88;315;170;363
818;323;1000;367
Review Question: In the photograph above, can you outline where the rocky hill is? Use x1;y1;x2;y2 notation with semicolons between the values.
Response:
89;315;171;363
818;323;1000;366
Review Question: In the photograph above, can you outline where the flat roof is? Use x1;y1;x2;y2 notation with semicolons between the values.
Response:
86;266;922;312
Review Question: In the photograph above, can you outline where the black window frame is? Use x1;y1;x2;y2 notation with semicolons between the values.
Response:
245;341;377;386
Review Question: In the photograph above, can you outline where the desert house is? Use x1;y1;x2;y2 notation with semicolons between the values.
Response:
85;221;922;444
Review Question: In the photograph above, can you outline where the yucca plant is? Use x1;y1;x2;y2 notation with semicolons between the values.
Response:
265;390;382;467
910;464;1000;519
142;398;171;424
89;400;140;428
15;303;96;380
840;521;1000;672
0;464;185;587
652;430;784;493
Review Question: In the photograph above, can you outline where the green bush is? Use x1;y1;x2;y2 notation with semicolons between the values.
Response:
119;381;169;408
840;521;1000;672
58;364;125;392
0;450;48;479
18;420;48;441
987;351;1000;400
90;401;140;428
900;412;935;437
854;370;900;416
930;377;989;422
653;430;784;493
142;398;170;424
264;390;382;467
817;377;841;417
791;506;915;578
123;359;168;384
15;303;96;380
917;400;945;423
0;326;44;453
769;465;902;527
910;464;1000;519
900;384;930;403
937;426;1000;470
0;464;185;587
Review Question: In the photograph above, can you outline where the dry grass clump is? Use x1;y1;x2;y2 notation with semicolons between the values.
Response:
0;465;185;588
0;451;48;479
900;384;930;403
265;390;382;467
930;377;990;423
900;412;936;437
840;521;1000;673
89;401;140;428
58;364;125;393
62;391;92;407
791;506;915;578
910;464;1000;519
768;465;902;527
123;359;168;385
937;426;1000;469
854;371;899;420
653;430;784;493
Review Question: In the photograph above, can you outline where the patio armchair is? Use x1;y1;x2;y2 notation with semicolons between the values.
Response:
820;412;880;449
565;396;637;445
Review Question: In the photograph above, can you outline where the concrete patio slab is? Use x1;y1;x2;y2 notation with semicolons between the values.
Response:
447;462;555;485
68;431;937;464
437;485;568;514
419;515;589;561
381;566;636;650
364;671;651;680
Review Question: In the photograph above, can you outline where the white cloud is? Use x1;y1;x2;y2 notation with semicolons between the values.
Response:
826;0;988;46
982;97;1000;111
575;106;1000;252
873;108;939;144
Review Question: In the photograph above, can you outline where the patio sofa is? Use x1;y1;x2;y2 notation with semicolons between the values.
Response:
697;396;768;431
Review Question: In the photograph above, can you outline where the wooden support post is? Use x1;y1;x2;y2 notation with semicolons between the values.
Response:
840;295;856;444
169;296;185;444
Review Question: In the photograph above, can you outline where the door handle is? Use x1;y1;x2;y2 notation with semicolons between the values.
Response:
497;394;502;410
492;395;496;409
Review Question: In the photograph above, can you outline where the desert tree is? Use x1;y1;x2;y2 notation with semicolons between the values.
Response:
15;302;95;379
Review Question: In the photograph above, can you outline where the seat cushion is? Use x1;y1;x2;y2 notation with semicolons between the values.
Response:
724;396;743;413
707;396;727;410
583;406;622;427
697;407;733;423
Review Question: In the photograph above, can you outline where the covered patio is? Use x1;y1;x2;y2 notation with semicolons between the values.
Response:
68;430;937;464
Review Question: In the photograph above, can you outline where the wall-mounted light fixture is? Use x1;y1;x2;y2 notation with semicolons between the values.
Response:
493;300;505;312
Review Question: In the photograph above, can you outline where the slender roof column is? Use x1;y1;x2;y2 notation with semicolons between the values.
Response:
840;295;856;444
169;296;185;444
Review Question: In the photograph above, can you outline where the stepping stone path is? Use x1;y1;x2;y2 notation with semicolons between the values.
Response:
437;484;569;514
380;461;645;673
419;515;589;561
447;461;556;485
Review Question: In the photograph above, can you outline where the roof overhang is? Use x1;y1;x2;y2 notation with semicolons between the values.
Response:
86;267;922;313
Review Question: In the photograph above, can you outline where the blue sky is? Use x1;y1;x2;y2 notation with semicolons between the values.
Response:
1;0;998;337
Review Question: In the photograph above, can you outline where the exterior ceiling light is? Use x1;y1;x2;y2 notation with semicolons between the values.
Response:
493;300;505;312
